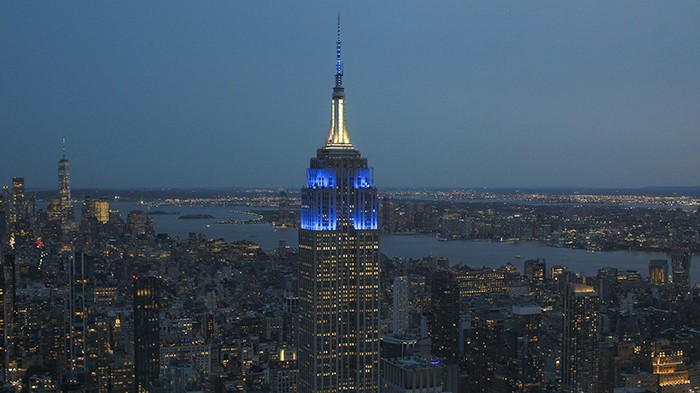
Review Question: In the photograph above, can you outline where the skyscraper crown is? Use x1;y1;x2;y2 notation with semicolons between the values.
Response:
324;14;355;150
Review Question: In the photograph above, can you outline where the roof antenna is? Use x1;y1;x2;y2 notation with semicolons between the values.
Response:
335;13;343;87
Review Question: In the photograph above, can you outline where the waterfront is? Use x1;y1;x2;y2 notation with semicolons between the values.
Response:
102;201;698;284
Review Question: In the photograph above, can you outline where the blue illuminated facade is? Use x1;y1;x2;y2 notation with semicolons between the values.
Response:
300;166;378;231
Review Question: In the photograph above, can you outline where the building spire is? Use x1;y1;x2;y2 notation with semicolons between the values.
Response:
323;14;354;151
62;138;66;160
335;13;343;87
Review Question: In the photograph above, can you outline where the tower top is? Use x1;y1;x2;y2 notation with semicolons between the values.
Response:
322;14;355;152
335;13;343;87
62;138;66;160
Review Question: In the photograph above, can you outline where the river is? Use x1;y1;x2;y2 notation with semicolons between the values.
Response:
101;201;698;283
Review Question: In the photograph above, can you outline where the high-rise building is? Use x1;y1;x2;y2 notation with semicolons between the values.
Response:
0;187;8;242
562;283;600;393
508;305;544;391
524;258;546;285
1;252;16;382
82;197;110;225
466;308;506;393
127;210;147;237
297;19;380;393
392;276;409;336
134;275;161;392
649;259;669;287
670;248;691;293
0;253;5;385
63;252;95;385
9;177;25;233
58;139;73;225
596;267;619;303
429;270;459;360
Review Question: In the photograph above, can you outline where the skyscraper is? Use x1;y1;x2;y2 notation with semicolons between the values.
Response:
82;197;109;225
649;259;669;287
0;187;8;243
64;252;94;384
508;305;544;391
429;270;459;360
671;248;691;293
58;139;73;225
392;276;409;336
298;18;380;393
9;177;25;233
134;275;161;392
1;252;16;384
562;283;600;393
0;253;5;385
524;258;546;285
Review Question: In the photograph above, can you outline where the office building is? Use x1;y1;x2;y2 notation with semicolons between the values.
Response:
393;276;409;336
562;283;600;393
10;177;25;233
429;270;458;360
671;249;691;292
524;258;546;285
508;305;544;391
297;19;380;393
0;187;8;242
381;358;444;393
270;347;298;393
466;308;506;392
58;139;73;225
134;275;161;392
649;259;668;287
1;253;16;382
0;253;4;384
456;264;520;297
64;252;95;384
82;197;109;225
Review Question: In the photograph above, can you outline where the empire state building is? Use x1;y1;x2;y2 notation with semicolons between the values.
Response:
298;20;380;393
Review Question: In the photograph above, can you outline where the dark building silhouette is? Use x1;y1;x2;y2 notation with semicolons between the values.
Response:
62;252;95;385
508;305;544;391
524;258;546;285
0;187;8;242
596;267;619;303
1;252;16;381
0;252;5;384
466;308;506;393
134;275;160;392
671;248;691;293
429;270;459;360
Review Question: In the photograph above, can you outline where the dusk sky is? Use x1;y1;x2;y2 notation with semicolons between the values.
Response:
1;2;699;189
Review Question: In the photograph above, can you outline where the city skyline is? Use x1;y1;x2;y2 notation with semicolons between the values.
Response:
1;2;700;189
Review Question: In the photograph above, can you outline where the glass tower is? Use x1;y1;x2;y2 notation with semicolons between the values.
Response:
298;18;380;393
58;139;73;225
